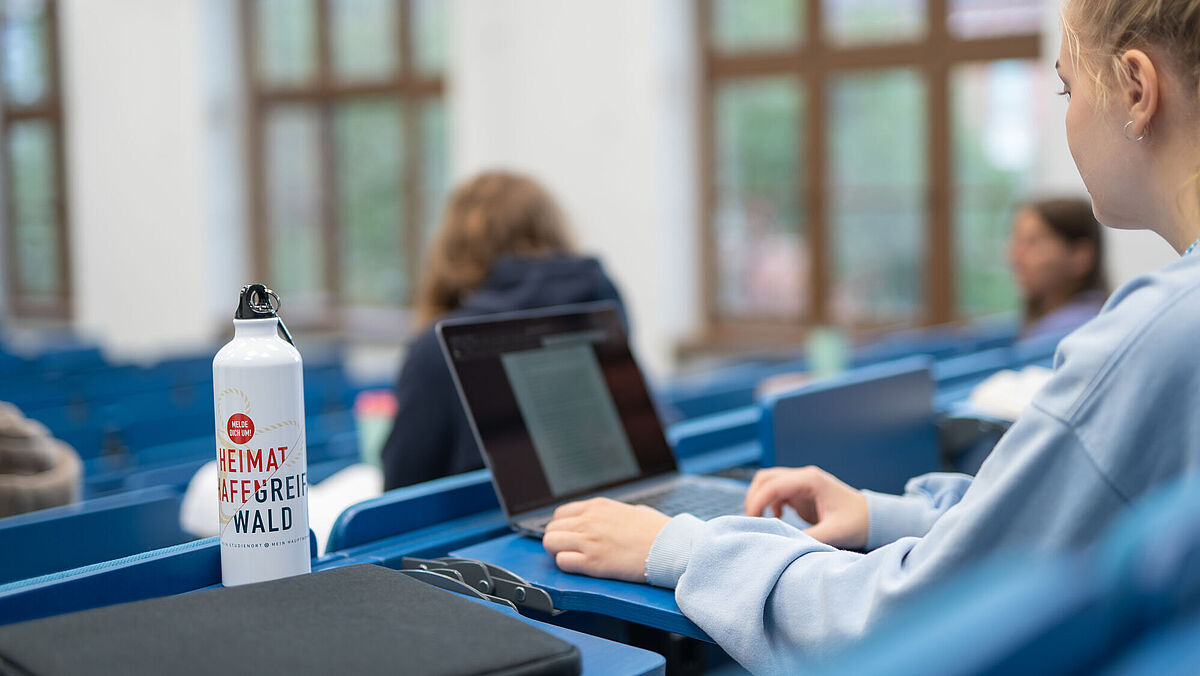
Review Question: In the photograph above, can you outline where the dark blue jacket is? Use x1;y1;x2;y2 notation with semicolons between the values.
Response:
381;255;626;490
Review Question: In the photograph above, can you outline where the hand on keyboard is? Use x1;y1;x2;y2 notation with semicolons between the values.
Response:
543;497;671;584
744;466;869;550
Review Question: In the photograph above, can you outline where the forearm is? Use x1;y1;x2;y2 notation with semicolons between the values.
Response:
648;514;918;673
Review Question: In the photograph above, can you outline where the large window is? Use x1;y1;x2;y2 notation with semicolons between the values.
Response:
244;0;447;331
0;0;70;318
701;0;1041;343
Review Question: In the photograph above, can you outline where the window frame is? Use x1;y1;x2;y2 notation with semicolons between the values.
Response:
241;0;444;333
0;0;72;320
697;0;1040;348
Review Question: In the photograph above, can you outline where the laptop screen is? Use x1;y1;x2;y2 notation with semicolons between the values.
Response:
437;303;677;517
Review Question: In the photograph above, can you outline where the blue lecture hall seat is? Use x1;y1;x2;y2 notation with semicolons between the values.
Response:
0;486;192;585
325;469;503;554
823;475;1200;674
666;404;761;472
1103;612;1200;675
759;356;941;494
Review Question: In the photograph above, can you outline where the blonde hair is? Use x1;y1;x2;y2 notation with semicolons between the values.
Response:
1062;0;1200;104
413;171;574;327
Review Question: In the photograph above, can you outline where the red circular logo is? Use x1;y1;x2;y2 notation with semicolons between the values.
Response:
227;414;255;445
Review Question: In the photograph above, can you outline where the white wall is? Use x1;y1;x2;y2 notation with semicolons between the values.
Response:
60;0;245;362
1037;0;1177;286
448;0;700;379
50;0;1177;372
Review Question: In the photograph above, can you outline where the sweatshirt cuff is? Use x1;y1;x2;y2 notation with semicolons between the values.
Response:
863;490;932;551
644;513;704;588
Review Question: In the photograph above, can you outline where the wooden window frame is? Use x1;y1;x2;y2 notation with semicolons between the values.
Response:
241;0;443;332
697;0;1039;350
0;0;72;320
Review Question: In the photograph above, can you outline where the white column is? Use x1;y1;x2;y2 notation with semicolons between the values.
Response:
448;0;701;378
60;0;246;362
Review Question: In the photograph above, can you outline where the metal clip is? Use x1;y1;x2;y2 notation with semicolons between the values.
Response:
402;556;560;616
259;289;297;347
397;568;518;613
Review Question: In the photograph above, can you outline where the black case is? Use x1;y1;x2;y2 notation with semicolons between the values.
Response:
0;564;580;676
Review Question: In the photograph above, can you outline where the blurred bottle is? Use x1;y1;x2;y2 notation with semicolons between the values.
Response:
354;389;397;468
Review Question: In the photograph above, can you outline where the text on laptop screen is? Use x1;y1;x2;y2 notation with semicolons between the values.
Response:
440;307;677;516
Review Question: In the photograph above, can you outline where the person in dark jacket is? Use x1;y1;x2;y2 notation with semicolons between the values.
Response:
381;171;626;491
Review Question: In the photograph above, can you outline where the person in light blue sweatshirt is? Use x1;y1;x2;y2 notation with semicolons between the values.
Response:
543;1;1200;672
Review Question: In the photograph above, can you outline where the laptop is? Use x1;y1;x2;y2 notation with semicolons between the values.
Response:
437;302;748;537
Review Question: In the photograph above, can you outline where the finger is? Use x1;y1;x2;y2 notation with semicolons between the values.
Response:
541;529;585;556
772;499;784;519
544;516;584;533
554;551;590;575
747;467;782;495
746;473;799;516
552;501;589;519
745;478;784;516
744;484;770;516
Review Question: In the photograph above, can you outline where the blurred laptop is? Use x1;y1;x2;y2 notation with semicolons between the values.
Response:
437;302;747;537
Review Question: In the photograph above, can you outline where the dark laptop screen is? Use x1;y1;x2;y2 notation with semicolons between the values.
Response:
437;304;677;517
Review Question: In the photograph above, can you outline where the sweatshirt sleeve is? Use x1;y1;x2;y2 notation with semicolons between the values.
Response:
861;473;974;550
644;404;1128;674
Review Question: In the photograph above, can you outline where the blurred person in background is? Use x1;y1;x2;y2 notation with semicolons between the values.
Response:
381;171;627;491
1009;197;1109;338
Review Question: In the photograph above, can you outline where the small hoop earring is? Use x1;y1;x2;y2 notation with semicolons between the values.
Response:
1124;120;1148;142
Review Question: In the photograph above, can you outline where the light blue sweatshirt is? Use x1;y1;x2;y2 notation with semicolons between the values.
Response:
645;249;1200;674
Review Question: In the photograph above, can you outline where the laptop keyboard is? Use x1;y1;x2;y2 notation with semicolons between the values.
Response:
525;481;748;533
627;484;746;521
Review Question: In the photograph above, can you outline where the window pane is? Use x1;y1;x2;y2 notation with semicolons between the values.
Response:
334;99;405;306
829;69;927;325
712;0;803;53
823;0;926;46
948;0;1041;40
6;119;60;302
263;106;325;304
1;0;50;105
713;77;807;320
255;0;317;86
331;0;399;81
411;0;447;77
953;61;1038;318
419;98;448;242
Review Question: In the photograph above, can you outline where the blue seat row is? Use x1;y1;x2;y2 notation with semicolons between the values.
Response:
821;474;1200;673
661;321;1028;422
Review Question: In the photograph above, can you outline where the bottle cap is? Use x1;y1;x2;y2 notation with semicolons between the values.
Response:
235;284;278;320
234;283;296;345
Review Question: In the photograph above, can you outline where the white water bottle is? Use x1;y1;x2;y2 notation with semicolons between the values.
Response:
212;283;311;586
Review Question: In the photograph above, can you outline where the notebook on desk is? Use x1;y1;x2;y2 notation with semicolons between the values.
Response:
437;302;747;537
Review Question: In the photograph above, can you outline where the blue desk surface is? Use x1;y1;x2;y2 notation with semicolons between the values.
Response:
453;533;709;642
472;596;666;676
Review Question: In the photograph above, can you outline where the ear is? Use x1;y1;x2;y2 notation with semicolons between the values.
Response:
1121;49;1160;138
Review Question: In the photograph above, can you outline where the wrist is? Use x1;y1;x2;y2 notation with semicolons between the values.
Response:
644;513;704;588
